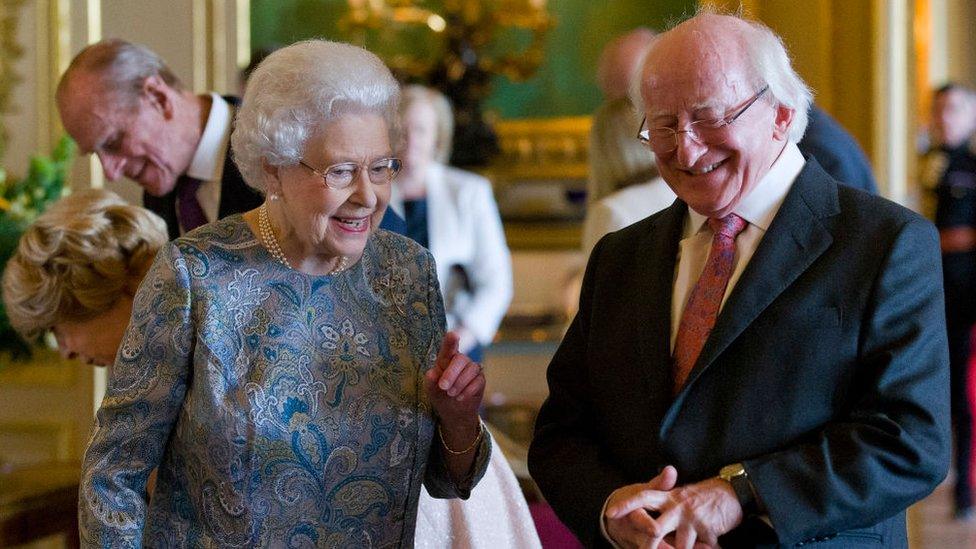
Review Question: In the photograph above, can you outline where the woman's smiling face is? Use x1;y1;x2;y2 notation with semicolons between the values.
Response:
269;113;393;263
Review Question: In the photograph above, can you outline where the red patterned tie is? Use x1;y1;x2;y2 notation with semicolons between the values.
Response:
672;213;749;392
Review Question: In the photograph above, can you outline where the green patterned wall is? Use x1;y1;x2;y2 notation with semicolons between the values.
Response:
250;0;696;119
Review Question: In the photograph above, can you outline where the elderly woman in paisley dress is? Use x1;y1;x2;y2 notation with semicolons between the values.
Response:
78;40;491;547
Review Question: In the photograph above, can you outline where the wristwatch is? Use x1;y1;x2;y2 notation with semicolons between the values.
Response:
719;463;760;516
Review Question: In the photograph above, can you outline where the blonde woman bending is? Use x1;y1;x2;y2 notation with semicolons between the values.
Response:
2;188;167;366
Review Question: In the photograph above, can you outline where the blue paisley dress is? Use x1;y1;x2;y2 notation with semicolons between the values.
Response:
79;215;490;547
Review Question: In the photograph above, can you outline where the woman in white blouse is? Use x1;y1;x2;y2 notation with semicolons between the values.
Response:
396;85;539;548
582;97;676;255
393;85;513;363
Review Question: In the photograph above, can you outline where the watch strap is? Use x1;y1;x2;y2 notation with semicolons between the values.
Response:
728;472;760;516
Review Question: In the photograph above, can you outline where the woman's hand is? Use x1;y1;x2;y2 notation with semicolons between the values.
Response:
425;331;485;432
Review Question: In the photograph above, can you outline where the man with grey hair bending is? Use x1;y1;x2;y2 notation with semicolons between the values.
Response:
56;39;404;239
529;11;949;548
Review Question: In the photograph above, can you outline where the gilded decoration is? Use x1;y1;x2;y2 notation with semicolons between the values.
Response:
342;0;553;167
0;0;24;159
484;116;591;249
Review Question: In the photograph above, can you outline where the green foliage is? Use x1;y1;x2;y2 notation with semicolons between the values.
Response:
0;136;76;360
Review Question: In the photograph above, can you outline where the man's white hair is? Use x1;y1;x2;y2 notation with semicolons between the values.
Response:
57;39;183;110
630;11;813;143
231;40;400;192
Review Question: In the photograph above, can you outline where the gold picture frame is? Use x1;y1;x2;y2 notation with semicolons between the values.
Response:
482;115;592;250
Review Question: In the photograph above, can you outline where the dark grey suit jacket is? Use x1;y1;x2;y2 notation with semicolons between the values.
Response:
529;159;950;547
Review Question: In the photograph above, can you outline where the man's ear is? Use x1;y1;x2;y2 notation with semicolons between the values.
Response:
772;103;795;141
142;75;174;119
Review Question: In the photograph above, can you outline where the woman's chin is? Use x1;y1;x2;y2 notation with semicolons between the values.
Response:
322;235;368;262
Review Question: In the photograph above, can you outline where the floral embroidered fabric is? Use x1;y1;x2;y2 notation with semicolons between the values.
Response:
79;215;490;547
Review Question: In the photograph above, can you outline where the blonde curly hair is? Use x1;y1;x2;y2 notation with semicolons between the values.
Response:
2;188;167;342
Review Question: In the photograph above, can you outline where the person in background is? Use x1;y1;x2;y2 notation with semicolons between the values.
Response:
75;40;490;545
582;97;676;255
400;83;537;545
530;11;949;547
2;189;167;495
2;189;166;367
394;84;512;364
393;85;536;547
55;39;405;239
596;28;656;102
799;104;879;194
921;82;976;520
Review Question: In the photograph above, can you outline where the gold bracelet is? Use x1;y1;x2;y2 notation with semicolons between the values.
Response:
438;420;484;456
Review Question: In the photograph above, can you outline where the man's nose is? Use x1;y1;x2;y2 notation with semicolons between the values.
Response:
96;152;125;181
674;131;708;168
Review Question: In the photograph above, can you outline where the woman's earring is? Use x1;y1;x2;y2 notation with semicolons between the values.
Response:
268;193;279;201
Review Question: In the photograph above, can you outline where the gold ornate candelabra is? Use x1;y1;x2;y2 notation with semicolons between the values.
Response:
342;0;553;166
343;0;551;81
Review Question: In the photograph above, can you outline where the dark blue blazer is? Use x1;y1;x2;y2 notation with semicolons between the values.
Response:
144;95;406;239
529;159;950;547
799;105;878;194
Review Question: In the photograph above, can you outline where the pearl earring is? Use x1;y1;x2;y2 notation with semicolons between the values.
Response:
268;193;279;201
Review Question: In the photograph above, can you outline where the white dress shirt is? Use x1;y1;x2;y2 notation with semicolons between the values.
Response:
181;93;233;232
599;142;806;546
669;143;805;347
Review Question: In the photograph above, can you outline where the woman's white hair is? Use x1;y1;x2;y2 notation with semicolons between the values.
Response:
231;40;401;192
629;10;813;143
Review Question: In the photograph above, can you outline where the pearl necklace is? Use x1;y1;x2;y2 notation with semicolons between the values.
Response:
258;203;348;275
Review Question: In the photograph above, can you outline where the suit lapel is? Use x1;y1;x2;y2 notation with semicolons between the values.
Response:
635;201;686;405
144;191;180;240
665;161;841;417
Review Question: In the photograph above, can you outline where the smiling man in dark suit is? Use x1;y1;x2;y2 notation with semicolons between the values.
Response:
529;11;950;549
55;40;405;239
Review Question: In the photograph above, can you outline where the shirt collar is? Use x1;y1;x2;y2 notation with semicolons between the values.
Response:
185;93;232;182
686;142;806;235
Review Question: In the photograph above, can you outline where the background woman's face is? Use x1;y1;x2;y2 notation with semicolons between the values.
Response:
52;295;134;366
402;100;439;171
932;89;976;148
273;113;392;261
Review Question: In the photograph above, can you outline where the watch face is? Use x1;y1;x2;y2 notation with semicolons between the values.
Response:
720;463;746;480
